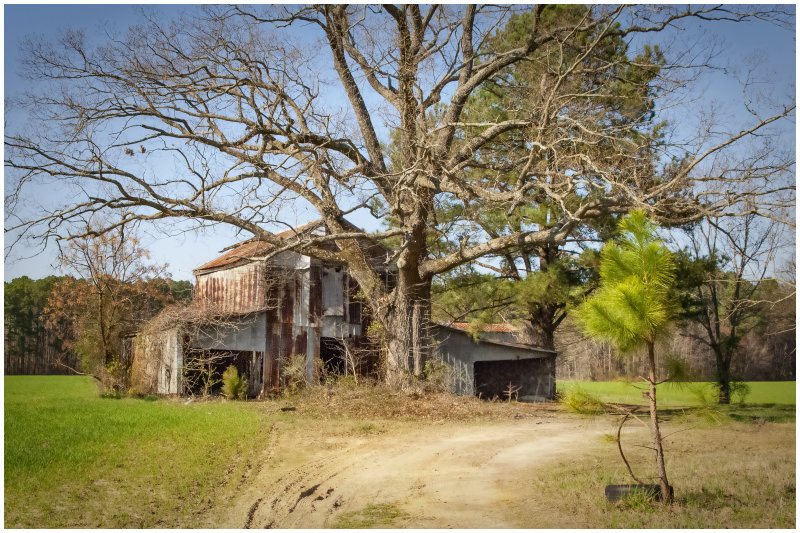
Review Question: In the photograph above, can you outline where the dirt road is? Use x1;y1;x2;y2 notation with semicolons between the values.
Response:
217;415;609;528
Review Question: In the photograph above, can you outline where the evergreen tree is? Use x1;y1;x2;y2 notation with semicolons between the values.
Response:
578;210;678;502
432;5;666;349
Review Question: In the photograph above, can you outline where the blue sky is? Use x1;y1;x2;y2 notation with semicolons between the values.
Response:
3;4;796;282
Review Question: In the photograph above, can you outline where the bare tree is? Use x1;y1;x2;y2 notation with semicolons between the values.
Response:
5;5;794;386
678;210;791;403
44;226;172;390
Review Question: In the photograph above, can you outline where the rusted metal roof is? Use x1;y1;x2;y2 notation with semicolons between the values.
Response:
451;322;518;333
194;239;275;272
194;219;388;274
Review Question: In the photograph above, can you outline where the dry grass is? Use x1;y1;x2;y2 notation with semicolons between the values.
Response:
272;377;560;422
514;418;796;528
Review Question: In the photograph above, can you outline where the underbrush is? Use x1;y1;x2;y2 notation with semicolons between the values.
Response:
275;376;559;422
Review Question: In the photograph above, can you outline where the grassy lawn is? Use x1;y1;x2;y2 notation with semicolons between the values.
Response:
558;380;796;407
4;376;274;528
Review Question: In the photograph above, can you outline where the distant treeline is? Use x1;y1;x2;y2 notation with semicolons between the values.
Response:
4;276;192;375
555;317;795;383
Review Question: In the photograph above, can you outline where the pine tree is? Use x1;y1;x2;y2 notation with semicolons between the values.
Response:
578;210;677;502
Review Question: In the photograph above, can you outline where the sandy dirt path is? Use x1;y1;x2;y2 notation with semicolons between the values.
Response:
217;415;608;528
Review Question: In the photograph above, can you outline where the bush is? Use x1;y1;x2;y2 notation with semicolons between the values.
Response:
421;359;448;392
281;354;310;395
221;365;247;400
730;381;751;404
104;361;131;393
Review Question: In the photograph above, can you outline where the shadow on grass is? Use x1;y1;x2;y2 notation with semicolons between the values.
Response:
725;404;795;423
655;404;795;424
678;486;743;510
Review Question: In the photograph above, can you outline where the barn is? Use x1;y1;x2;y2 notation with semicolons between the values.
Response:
132;219;556;400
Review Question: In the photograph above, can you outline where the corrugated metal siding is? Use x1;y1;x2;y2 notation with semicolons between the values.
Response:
195;262;266;314
191;246;375;394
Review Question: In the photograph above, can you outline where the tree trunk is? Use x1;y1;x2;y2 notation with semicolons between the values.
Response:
96;290;112;366
715;345;731;404
647;340;672;503
383;278;433;387
520;308;557;351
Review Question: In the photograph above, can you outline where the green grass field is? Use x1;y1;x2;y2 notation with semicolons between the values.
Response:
557;380;796;407
4;375;273;528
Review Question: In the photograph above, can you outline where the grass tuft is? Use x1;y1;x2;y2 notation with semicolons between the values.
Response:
332;502;408;528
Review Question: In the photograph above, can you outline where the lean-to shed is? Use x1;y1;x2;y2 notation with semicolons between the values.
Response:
433;324;556;401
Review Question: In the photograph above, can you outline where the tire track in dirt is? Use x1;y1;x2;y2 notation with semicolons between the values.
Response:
247;444;370;528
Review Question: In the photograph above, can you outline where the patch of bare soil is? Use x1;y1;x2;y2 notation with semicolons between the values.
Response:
211;408;608;529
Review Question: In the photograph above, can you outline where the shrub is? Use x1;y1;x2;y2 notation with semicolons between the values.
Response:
421;359;448;392
730;381;751;404
221;365;247;400
281;353;309;395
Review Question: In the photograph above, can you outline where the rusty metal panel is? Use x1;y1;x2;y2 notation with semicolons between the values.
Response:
347;273;362;325
265;322;280;391
194;240;274;272
195;261;267;314
279;275;295;323
280;322;294;358
292;270;310;327
293;329;307;357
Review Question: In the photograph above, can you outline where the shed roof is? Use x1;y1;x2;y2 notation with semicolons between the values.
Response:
433;323;557;355
450;322;518;333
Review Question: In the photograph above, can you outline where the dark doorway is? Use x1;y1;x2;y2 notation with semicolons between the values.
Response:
320;337;346;376
182;349;262;397
473;358;553;400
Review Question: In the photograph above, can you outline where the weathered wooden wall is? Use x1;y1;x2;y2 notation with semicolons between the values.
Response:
130;327;182;394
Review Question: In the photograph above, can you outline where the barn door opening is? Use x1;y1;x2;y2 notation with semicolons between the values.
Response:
320;337;346;377
474;359;540;401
